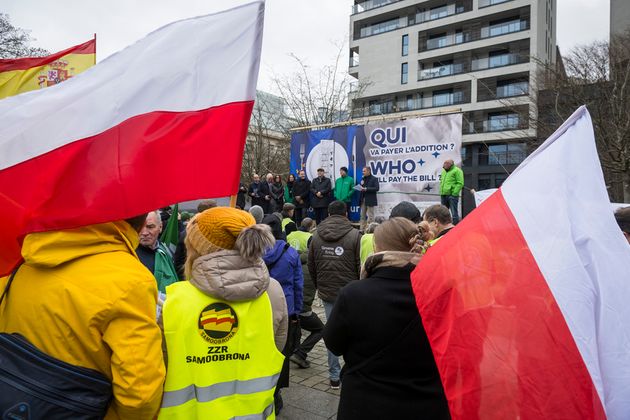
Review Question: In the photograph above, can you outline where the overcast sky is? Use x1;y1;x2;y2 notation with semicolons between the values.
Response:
4;0;610;92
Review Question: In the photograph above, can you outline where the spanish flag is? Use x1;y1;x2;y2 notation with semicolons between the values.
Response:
0;38;95;100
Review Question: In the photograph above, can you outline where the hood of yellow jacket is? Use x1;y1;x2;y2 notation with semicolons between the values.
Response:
21;220;140;268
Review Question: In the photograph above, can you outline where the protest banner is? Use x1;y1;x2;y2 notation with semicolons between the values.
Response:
290;113;462;221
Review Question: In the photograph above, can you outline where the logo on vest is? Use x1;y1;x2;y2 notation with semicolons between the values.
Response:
198;302;239;344
334;246;344;256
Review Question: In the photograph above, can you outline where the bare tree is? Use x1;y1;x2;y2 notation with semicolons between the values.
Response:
0;14;49;59
272;42;369;127
536;32;630;202
241;91;292;181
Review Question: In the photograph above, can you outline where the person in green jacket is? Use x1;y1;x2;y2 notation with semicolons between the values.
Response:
334;167;354;216
439;159;464;224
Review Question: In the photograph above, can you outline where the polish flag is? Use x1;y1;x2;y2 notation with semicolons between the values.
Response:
0;1;264;276
412;107;630;419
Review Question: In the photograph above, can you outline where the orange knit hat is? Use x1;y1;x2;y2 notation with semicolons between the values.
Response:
186;207;256;256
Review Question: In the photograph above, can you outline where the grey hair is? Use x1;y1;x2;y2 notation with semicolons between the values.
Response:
235;224;275;262
147;210;162;227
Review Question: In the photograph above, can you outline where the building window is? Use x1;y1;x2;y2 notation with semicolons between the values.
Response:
429;4;449;20
428;32;448;49
496;80;529;98
488;49;512;68
406;94;414;110
432;88;453;107
402;34;409;56
401;62;408;84
487;113;520;132
487;143;527;165
478;174;492;190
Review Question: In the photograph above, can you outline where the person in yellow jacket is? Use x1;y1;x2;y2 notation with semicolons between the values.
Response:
0;217;166;419
159;207;288;420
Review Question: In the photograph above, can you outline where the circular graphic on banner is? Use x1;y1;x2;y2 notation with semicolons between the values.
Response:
198;302;239;344
305;140;349;180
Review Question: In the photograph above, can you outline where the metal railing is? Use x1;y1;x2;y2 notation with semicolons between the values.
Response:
481;19;529;38
464;117;527;134
471;53;528;71
359;17;405;38
415;4;462;24
479;0;512;8
418;63;466;80
351;91;469;118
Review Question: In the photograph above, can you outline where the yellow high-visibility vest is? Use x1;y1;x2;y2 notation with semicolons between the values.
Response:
281;218;293;232
159;281;284;420
286;230;311;253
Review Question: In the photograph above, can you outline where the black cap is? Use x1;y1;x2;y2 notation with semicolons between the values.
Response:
389;201;421;223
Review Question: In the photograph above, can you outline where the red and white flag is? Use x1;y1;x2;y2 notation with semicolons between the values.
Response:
412;107;630;419
0;1;264;275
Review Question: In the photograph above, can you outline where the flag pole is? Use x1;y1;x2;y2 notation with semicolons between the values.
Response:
93;33;97;64
229;195;237;208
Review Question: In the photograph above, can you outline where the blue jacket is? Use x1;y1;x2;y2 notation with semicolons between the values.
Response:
263;240;304;316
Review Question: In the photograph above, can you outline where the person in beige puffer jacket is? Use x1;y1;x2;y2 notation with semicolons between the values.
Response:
182;207;288;351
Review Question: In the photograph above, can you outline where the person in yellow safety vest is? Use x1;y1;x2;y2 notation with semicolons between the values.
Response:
281;203;297;236
286;218;313;253
359;222;379;267
422;204;455;246
159;207;289;420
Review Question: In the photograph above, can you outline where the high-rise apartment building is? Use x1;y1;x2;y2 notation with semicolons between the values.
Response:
349;0;556;214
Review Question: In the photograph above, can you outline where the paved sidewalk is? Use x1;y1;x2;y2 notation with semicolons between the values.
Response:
278;301;341;419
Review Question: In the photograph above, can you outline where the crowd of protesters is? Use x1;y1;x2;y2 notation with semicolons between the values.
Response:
1;160;628;420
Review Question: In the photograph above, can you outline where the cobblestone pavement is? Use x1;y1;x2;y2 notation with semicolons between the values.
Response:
278;300;342;420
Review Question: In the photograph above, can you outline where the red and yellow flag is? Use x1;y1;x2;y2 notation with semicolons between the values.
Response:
0;38;95;100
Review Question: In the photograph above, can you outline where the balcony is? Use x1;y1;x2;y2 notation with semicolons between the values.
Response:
464;114;527;134
418;63;466;80
359;17;405;38
471;53;528;71
481;19;529;38
479;0;512;8
419;17;529;52
354;0;472;40
426;32;472;50
496;81;528;98
352;89;469;118
352;0;402;14
415;4;465;24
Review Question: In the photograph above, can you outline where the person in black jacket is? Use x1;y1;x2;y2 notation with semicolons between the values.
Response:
248;174;271;214
236;182;247;210
310;168;332;224
359;166;380;231
308;200;361;389
323;217;450;420
292;170;311;226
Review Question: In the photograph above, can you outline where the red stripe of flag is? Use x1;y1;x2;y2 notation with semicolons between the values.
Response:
411;190;606;419
0;101;253;274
